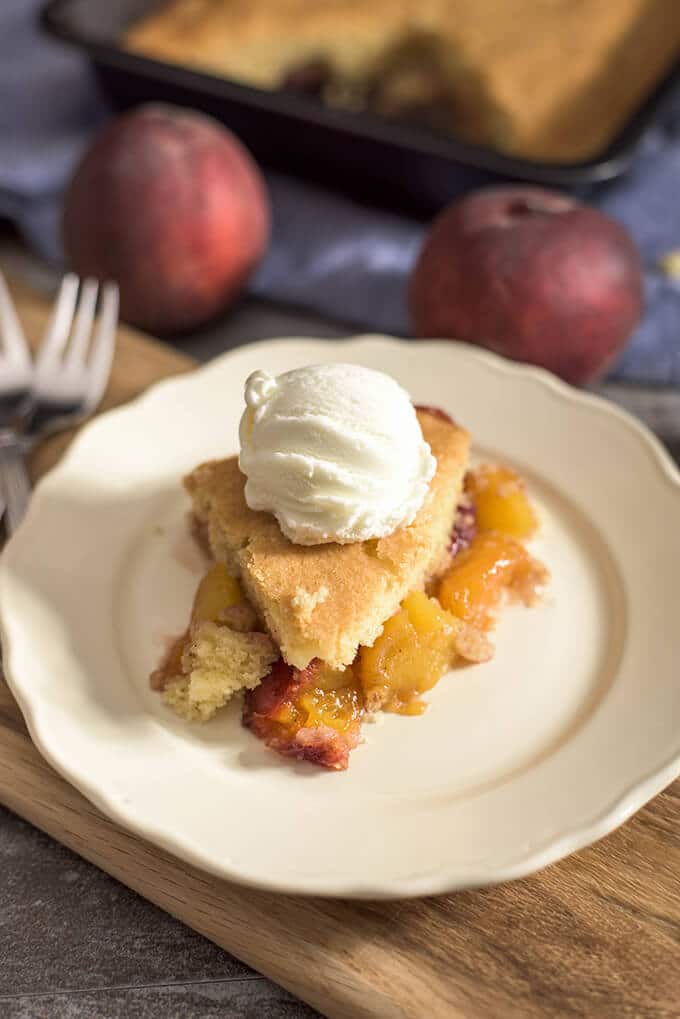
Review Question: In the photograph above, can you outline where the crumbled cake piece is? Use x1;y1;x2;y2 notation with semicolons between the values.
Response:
185;410;469;669
162;621;278;721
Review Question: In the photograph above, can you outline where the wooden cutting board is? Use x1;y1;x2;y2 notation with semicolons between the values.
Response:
0;280;678;1019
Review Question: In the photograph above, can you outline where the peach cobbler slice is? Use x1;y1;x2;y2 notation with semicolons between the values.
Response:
153;407;548;770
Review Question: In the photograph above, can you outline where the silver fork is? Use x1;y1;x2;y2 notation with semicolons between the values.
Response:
0;275;33;431
0;273;119;535
0;275;37;531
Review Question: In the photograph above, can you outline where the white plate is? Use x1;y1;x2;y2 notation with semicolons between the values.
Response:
2;336;680;899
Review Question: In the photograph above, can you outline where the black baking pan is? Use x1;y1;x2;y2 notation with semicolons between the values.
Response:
42;0;680;215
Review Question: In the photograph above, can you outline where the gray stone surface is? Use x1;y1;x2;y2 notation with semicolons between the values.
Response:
1;978;317;1019
0;809;251;995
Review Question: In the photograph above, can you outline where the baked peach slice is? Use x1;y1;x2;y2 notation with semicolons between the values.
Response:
465;464;538;539
438;532;548;631
358;591;491;715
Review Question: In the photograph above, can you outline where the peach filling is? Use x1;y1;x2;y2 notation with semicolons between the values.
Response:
465;463;538;538
264;662;364;738
437;465;546;630
359;590;481;715
438;530;546;630
243;660;365;770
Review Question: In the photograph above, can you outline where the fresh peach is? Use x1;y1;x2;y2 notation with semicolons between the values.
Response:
409;187;643;385
62;104;270;333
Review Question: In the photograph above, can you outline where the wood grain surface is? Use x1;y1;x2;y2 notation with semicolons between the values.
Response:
0;282;679;1019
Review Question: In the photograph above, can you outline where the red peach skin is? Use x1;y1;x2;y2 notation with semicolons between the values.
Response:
63;104;270;334
409;187;643;385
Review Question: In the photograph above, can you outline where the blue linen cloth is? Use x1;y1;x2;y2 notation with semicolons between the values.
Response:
2;0;680;384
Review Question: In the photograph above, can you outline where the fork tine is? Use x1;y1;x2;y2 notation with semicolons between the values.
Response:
0;271;31;368
35;273;79;368
83;282;118;414
65;278;98;368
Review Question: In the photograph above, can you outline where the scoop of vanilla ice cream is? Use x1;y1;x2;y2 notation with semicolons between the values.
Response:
238;363;436;545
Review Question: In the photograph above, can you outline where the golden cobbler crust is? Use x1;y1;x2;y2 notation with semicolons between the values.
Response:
185;410;469;669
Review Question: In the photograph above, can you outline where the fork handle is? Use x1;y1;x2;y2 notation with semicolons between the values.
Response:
0;444;31;536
